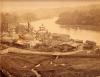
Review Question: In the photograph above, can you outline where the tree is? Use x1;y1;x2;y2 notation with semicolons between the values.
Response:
56;5;100;30
1;12;19;33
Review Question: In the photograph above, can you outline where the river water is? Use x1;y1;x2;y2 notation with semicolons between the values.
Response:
31;17;100;45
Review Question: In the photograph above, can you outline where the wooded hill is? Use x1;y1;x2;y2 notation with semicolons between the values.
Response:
56;4;100;31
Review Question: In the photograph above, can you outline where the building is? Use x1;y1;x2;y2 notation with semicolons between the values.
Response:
36;24;51;42
51;33;70;42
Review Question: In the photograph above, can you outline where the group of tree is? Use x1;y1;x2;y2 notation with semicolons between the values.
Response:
0;12;38;34
56;4;100;30
0;13;18;32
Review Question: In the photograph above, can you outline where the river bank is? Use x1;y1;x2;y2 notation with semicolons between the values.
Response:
30;17;100;45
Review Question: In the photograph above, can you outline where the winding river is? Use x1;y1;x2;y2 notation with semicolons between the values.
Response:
31;17;100;45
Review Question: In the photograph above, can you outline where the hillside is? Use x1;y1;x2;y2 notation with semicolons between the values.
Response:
56;4;100;31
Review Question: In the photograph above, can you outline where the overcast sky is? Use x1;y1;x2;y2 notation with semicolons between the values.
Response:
0;0;100;1
0;0;100;13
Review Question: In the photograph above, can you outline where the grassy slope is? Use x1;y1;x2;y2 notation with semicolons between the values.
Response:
0;52;100;77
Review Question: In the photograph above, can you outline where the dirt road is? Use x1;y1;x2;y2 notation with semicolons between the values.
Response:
0;47;81;56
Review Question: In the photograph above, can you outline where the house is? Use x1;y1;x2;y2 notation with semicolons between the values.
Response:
83;40;96;50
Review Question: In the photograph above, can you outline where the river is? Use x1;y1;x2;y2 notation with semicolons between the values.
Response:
30;17;100;45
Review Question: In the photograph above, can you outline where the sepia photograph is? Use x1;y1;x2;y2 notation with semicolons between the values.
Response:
0;0;100;77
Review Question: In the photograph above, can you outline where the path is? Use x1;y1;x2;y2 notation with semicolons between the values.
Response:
0;47;80;56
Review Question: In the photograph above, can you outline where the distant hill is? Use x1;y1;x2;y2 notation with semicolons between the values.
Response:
0;7;71;21
28;7;71;19
56;4;100;31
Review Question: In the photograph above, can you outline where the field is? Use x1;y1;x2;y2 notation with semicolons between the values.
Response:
0;51;100;77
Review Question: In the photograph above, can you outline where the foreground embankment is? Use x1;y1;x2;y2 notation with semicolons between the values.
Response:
0;52;100;77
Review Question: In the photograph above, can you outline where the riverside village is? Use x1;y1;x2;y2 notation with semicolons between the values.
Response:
0;17;100;77
0;22;100;55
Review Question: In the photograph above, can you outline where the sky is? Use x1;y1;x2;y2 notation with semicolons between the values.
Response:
0;0;100;1
1;0;100;13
